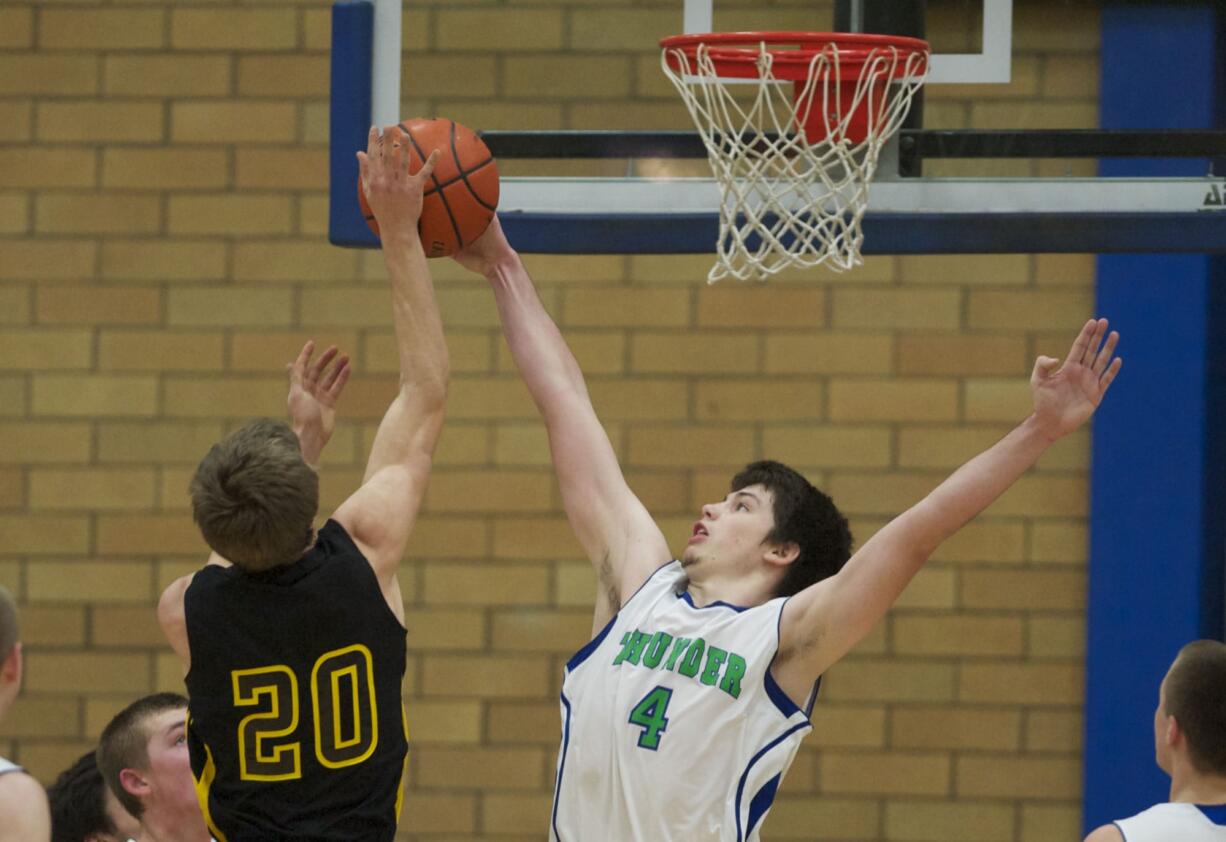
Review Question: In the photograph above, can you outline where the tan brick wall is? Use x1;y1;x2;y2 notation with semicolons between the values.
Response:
0;1;1099;839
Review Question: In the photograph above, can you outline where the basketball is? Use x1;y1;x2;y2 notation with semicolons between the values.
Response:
358;117;499;257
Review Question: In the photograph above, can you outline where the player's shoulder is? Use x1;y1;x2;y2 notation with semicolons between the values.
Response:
0;768;50;833
158;571;195;623
0;764;41;792
620;558;682;607
1083;823;1124;842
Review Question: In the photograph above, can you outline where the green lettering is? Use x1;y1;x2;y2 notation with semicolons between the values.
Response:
611;631;636;666
664;637;692;671
700;646;728;686
678;638;706;678
614;630;651;666
621;631;651;665
720;654;747;699
629;687;673;750
641;632;673;669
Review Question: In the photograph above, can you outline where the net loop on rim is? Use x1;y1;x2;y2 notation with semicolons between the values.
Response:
660;32;929;281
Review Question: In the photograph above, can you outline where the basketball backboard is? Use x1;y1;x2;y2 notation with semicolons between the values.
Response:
328;0;1226;257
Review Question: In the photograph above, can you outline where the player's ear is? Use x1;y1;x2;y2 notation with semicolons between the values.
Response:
1165;713;1182;749
764;541;800;567
0;642;21;685
119;767;151;799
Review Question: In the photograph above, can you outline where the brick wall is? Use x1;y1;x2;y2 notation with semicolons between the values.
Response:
0;1;1101;839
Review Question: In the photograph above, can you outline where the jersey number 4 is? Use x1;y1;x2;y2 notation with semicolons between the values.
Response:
232;644;379;781
628;686;673;750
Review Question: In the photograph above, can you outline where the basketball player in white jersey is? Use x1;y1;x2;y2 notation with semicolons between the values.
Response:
454;217;1124;840
1084;640;1226;842
0;586;52;841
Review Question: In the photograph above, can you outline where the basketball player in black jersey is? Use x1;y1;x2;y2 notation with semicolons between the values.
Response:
156;129;447;841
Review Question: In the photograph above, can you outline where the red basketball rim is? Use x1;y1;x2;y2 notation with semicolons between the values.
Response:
660;31;930;82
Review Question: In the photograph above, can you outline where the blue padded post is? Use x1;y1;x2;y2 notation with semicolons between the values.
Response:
329;1;380;249
1085;3;1224;833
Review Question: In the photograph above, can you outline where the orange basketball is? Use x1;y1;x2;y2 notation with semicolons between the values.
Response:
358;117;499;257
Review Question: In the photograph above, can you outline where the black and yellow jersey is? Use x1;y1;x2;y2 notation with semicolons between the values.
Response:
184;519;408;842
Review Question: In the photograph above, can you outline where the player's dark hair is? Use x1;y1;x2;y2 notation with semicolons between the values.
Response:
48;750;124;842
730;460;853;598
96;692;188;821
0;586;17;668
1164;639;1226;776
190;418;318;572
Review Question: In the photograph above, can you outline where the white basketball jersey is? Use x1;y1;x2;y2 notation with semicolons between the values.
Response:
1115;803;1226;841
551;561;814;842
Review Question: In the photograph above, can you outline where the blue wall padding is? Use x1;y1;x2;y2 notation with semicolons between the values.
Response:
329;1;379;249
1086;3;1223;833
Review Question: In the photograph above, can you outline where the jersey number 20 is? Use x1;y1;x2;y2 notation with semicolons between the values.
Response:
628;686;673;750
232;644;379;781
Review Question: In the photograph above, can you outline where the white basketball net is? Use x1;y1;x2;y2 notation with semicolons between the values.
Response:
662;40;928;282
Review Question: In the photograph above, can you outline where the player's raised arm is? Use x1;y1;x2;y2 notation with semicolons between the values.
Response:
331;127;449;589
158;339;353;669
772;319;1122;701
287;339;351;469
453;217;670;621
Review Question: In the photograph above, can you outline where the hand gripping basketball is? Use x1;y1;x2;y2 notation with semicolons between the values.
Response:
357;126;439;237
358;117;500;258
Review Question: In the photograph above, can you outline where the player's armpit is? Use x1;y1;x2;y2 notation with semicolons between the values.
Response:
0;771;51;842
768;575;844;706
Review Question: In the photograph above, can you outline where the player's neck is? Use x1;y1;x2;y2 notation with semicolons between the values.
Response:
1169;759;1226;805
684;570;776;610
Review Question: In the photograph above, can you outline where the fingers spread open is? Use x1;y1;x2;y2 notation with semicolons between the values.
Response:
1092;330;1119;375
384;126;405;177
1064;318;1097;366
327;360;352;398
290;340;315;382
1082;319;1108;366
416;148;441;183
1100;356;1123;391
320;352;348;390
309;345;339;383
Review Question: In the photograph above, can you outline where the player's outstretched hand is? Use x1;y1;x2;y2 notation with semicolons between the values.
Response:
1031;318;1122;440
452;214;515;278
288;340;351;467
357;125;440;240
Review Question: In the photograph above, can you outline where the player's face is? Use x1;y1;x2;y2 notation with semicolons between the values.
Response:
1154;672;1172;773
142;708;199;817
682;485;777;574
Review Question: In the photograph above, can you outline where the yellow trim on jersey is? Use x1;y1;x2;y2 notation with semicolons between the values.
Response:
394;703;409;821
231;664;302;781
191;737;229;842
331;663;362;749
311;644;378;769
